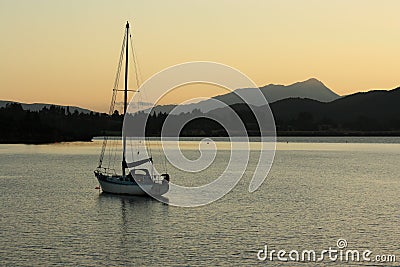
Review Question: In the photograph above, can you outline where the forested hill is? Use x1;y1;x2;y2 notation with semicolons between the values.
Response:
135;86;400;137
269;87;400;132
1;86;399;144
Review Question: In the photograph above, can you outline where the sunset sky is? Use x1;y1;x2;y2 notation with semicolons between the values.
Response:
1;0;399;112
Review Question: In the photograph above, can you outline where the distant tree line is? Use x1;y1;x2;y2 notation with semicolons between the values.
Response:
125;109;228;137
138;88;400;137
0;103;122;144
1;93;400;144
129;102;400;137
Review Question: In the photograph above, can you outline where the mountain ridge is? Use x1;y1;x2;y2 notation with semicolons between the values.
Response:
149;78;340;115
0;86;399;143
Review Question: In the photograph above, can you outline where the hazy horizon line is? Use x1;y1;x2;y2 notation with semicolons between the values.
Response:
1;77;399;113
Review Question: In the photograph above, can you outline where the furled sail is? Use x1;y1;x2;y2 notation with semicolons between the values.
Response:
126;158;152;168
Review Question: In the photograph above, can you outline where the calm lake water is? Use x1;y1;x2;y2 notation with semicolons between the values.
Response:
1;137;399;266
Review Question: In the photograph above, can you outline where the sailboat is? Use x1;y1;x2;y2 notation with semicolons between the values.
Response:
94;22;169;196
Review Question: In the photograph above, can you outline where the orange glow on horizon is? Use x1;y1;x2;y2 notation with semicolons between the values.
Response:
0;1;399;112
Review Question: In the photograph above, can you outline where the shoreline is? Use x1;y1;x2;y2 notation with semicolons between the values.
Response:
2;132;400;145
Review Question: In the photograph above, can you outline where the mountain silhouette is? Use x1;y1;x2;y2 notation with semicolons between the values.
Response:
204;86;400;134
149;78;340;114
271;87;399;122
1;83;399;144
127;85;400;137
260;78;339;103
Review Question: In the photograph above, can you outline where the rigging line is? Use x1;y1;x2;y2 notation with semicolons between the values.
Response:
111;136;118;170
130;138;135;169
113;137;119;170
130;38;155;164
129;32;145;155
113;137;119;172
129;30;154;163
105;30;127;172
109;136;119;172
106;136;113;171
98;32;126;168
128;31;142;162
129;32;141;89
110;40;125;115
105;90;118;170
113;31;127;99
130;29;168;174
109;61;124;172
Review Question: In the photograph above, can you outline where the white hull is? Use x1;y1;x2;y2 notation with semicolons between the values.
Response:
98;179;150;195
95;174;169;196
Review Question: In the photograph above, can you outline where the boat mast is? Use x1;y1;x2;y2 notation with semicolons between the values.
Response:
122;21;129;177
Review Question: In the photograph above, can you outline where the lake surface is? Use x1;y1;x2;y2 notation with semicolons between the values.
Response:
1;138;399;266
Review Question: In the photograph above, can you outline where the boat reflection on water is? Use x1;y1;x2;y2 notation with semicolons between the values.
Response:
98;192;169;206
96;193;170;254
